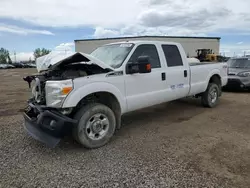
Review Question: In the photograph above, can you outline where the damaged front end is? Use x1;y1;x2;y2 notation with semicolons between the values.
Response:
22;52;113;147
23;73;77;147
23;52;114;105
23;102;78;147
24;52;113;105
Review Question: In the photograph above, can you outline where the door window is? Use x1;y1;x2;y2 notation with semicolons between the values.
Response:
129;44;161;68
161;45;183;67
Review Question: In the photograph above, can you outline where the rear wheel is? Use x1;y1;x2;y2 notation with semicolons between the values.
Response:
73;103;116;149
201;83;220;108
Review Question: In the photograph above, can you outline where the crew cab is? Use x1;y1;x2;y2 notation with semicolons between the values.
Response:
23;41;228;149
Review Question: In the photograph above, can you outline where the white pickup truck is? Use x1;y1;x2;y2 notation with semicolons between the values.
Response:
23;40;228;148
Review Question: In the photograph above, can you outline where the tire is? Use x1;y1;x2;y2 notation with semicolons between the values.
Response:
201;83;220;108
73;103;116;149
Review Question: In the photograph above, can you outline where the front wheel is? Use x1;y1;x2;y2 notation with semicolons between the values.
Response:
73;103;116;149
201;83;220;108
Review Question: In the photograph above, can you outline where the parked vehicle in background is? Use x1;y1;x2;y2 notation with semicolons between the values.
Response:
12;62;24;68
0;64;15;69
26;63;36;68
8;64;15;69
224;57;250;90
11;62;36;68
22;40;228;149
22;63;31;68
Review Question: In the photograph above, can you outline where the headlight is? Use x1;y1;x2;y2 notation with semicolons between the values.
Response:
237;71;250;77
45;79;73;108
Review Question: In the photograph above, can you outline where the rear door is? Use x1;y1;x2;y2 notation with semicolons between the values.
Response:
161;44;190;99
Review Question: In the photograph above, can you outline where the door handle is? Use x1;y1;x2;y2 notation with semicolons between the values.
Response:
161;72;166;81
184;70;187;77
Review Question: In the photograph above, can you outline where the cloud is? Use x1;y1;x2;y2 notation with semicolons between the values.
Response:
8;42;74;62
220;44;250;56
92;25;208;39
0;0;143;28
54;42;74;51
9;52;34;62
93;27;120;38
0;0;249;37
137;8;230;29
242;49;250;54
0;24;54;35
149;0;170;5
237;42;243;45
88;0;249;38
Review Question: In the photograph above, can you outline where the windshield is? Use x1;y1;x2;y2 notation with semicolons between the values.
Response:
90;43;134;69
228;58;250;68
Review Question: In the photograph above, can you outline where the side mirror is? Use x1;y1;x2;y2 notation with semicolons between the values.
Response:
126;56;151;74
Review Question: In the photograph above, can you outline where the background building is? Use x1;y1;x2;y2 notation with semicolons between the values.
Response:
75;36;220;57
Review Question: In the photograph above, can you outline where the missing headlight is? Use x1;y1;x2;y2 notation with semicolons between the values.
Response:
59;108;73;115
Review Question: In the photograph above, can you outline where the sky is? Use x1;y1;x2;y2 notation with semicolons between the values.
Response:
0;0;250;61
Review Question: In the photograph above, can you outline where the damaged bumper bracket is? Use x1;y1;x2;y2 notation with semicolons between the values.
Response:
23;103;77;148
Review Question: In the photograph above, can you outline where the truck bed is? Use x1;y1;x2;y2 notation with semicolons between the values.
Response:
188;62;228;96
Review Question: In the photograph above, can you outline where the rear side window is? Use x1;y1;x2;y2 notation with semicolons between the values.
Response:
161;45;183;67
129;44;161;68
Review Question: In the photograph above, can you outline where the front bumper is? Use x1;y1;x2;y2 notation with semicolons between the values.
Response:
23;102;77;147
224;76;250;89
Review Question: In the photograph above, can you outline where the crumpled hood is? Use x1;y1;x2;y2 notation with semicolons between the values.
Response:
36;51;114;72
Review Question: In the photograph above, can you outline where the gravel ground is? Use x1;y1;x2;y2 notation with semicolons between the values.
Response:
0;68;250;188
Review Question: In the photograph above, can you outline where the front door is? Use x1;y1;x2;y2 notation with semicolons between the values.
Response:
124;44;167;112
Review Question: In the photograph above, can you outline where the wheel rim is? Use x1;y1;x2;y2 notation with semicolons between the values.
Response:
209;88;218;103
84;113;110;140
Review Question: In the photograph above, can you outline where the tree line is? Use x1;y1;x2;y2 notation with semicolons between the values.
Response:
0;47;51;64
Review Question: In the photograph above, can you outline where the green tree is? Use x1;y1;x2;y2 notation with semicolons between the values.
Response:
33;48;51;60
0;48;12;64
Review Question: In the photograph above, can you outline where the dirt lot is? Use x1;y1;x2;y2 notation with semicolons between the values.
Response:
0;68;250;188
